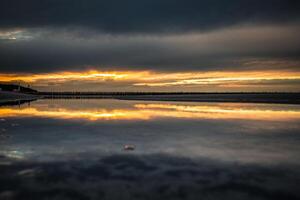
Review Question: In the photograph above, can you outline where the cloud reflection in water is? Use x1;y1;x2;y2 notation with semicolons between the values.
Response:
0;100;300;121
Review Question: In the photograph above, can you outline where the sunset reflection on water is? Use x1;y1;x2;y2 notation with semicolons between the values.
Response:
1;99;299;121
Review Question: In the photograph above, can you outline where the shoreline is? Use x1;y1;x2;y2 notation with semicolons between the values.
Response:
1;92;300;105
42;93;300;104
0;91;39;105
116;96;300;105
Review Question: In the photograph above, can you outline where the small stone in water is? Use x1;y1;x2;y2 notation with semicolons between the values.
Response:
124;145;135;151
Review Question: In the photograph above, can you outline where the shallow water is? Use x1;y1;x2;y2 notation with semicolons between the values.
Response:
1;99;300;199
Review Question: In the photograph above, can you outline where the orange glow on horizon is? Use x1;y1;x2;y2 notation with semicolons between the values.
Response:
0;70;150;83
0;69;300;89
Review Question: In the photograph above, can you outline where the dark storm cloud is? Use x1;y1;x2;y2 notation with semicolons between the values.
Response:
0;0;300;34
0;25;299;73
0;0;300;73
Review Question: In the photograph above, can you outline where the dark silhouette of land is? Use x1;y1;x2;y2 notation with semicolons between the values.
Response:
38;91;300;104
0;84;38;105
0;83;37;94
1;84;300;104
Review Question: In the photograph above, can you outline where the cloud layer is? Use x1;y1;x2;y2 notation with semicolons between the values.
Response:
1;0;300;34
0;25;300;73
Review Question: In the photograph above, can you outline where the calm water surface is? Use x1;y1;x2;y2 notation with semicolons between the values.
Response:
1;99;300;199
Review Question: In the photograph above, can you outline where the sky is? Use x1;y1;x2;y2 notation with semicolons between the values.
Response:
0;0;300;92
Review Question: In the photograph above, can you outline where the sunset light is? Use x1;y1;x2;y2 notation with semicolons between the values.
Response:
1;102;299;121
1;69;299;91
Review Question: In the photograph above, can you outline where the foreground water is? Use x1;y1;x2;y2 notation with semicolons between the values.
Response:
1;99;300;200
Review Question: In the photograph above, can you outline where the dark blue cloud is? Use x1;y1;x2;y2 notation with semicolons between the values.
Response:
0;25;299;73
0;0;299;33
0;0;299;73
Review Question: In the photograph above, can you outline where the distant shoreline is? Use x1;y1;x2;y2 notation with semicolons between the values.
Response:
116;95;300;104
39;92;300;105
1;91;300;105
